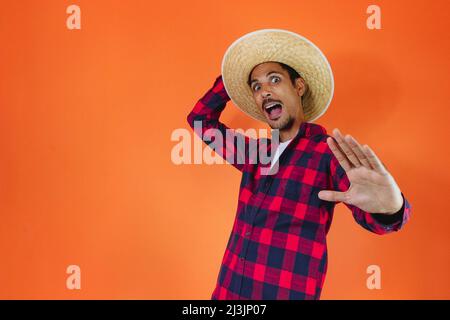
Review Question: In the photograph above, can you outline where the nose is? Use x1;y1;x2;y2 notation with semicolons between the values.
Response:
260;83;272;98
262;91;271;99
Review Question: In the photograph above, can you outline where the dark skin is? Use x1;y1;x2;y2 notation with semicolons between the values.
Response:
249;62;306;142
249;61;404;215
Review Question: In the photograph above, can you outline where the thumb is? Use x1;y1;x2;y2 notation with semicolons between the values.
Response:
318;190;348;203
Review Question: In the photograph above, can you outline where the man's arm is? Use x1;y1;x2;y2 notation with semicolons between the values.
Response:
187;75;255;171
329;154;411;235
318;129;412;235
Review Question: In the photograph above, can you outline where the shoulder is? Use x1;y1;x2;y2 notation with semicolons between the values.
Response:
303;126;333;157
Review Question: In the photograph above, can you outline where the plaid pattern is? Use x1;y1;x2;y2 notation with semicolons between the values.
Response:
187;76;411;300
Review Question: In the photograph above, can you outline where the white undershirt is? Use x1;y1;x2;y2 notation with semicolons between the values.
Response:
269;138;293;170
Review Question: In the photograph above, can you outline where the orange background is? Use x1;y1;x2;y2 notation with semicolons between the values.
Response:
0;0;449;299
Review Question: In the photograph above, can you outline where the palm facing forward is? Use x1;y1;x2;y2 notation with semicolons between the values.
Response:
318;129;404;215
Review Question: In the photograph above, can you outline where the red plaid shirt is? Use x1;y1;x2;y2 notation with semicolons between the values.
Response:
187;76;411;300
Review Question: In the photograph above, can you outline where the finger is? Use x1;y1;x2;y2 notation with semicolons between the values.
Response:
327;137;352;172
333;128;362;168
345;135;373;170
318;190;349;203
362;144;388;175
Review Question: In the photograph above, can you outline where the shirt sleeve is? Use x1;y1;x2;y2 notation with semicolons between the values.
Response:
329;151;412;235
187;75;258;171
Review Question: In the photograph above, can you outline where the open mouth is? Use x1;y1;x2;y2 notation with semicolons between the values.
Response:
263;102;283;120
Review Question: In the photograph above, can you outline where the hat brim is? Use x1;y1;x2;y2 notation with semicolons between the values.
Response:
221;29;334;123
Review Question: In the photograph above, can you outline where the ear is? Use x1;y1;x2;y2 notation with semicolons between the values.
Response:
294;77;306;97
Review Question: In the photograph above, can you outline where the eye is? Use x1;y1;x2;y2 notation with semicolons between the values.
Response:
252;84;261;92
270;76;281;83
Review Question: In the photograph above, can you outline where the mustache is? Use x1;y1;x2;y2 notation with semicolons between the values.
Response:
262;98;283;108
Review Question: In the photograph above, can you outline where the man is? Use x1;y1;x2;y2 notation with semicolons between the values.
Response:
187;29;411;300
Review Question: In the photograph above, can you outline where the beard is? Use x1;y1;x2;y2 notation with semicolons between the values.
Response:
269;114;294;131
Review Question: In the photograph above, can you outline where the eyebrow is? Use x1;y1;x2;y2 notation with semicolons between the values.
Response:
249;71;282;87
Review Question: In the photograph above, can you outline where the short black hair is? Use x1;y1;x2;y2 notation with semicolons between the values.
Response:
247;61;302;87
278;62;302;85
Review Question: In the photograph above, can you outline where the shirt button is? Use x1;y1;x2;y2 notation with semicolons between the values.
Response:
245;231;251;237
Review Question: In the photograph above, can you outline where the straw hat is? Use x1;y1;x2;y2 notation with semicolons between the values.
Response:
221;29;334;123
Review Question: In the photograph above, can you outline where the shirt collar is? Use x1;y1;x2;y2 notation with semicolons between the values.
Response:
267;122;327;154
294;121;328;140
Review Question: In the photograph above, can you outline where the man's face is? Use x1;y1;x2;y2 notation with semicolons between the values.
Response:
249;62;306;130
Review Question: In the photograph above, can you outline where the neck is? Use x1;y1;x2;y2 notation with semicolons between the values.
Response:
280;119;303;142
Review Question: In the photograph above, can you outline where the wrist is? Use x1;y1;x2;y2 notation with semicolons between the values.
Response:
214;75;230;101
384;193;404;215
